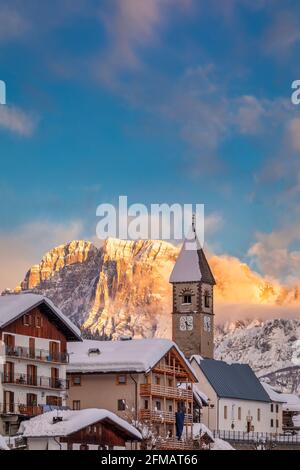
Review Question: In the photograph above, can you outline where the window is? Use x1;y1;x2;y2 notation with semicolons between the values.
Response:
116;375;127;385
168;378;173;387
155;376;161;385
27;394;37;407
35;316;42;328
276;419;279;428
73;400;81;411
155;401;161;411
79;444;88;451
224;406;228;420
276;404;279;413
47;396;62;407
238;407;241;420
183;294;192;304
72;376;81;386
118;399;126;411
144;400;149;410
23;314;31;326
257;408;261;422
169;404;173;412
270;419;274;428
88;425;97;434
204;292;210;308
271;404;274;413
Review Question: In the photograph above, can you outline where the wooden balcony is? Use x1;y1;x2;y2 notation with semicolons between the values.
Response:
140;383;193;401
0;403;43;417
140;409;193;424
157;437;193;450
2;373;67;391
152;364;190;378
5;345;69;364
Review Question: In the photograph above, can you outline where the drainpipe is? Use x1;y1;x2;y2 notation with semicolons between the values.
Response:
217;397;220;432
129;374;138;450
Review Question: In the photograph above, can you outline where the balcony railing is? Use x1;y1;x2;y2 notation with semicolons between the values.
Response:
157;437;193;450
140;409;193;424
0;403;43;417
5;345;69;364
213;430;300;444
140;383;193;401
2;373;67;390
152;363;190;377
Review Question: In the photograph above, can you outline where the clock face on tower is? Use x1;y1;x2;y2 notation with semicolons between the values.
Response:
180;315;193;331
203;315;211;332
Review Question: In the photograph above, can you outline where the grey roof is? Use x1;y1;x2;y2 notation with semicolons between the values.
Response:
0;293;81;341
169;226;216;285
193;358;271;403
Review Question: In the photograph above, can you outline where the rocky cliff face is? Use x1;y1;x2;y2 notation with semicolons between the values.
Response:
17;238;178;339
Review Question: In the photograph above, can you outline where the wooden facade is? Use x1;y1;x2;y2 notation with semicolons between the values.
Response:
139;347;194;447
60;419;138;449
0;306;67;354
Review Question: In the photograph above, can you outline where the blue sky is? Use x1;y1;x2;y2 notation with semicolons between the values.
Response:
1;0;300;289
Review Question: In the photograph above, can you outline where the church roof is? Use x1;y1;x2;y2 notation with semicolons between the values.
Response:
169;227;216;285
192;358;271;403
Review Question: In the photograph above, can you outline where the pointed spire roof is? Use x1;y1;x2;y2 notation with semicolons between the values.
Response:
169;223;216;285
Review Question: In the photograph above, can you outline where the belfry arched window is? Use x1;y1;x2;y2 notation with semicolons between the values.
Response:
181;289;192;305
204;291;210;308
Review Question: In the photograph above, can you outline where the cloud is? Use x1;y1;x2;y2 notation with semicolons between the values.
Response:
215;303;300;325
264;9;300;56
248;224;300;283
0;105;37;136
286;118;300;152
97;0;193;86
0;6;29;41
0;220;83;292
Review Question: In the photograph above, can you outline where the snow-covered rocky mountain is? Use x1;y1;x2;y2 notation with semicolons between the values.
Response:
3;237;300;392
215;319;300;392
12;238;178;339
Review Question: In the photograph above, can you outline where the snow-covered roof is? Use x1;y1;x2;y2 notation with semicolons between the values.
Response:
0;435;9;451
260;382;286;403
68;338;196;379
280;393;300;412
194;386;209;407
169;226;215;284
0;294;81;341
193;422;214;441
19;409;142;440
259;380;300;410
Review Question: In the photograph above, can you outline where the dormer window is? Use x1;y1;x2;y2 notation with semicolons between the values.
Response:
183;294;192;305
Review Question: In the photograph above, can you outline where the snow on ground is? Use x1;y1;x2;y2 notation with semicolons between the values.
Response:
212;438;235;450
0;435;9;450
19;409;141;440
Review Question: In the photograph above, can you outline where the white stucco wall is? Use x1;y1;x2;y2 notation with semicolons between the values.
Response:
0;334;67;409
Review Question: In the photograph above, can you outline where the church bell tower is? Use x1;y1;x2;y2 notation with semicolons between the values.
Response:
169;219;216;359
